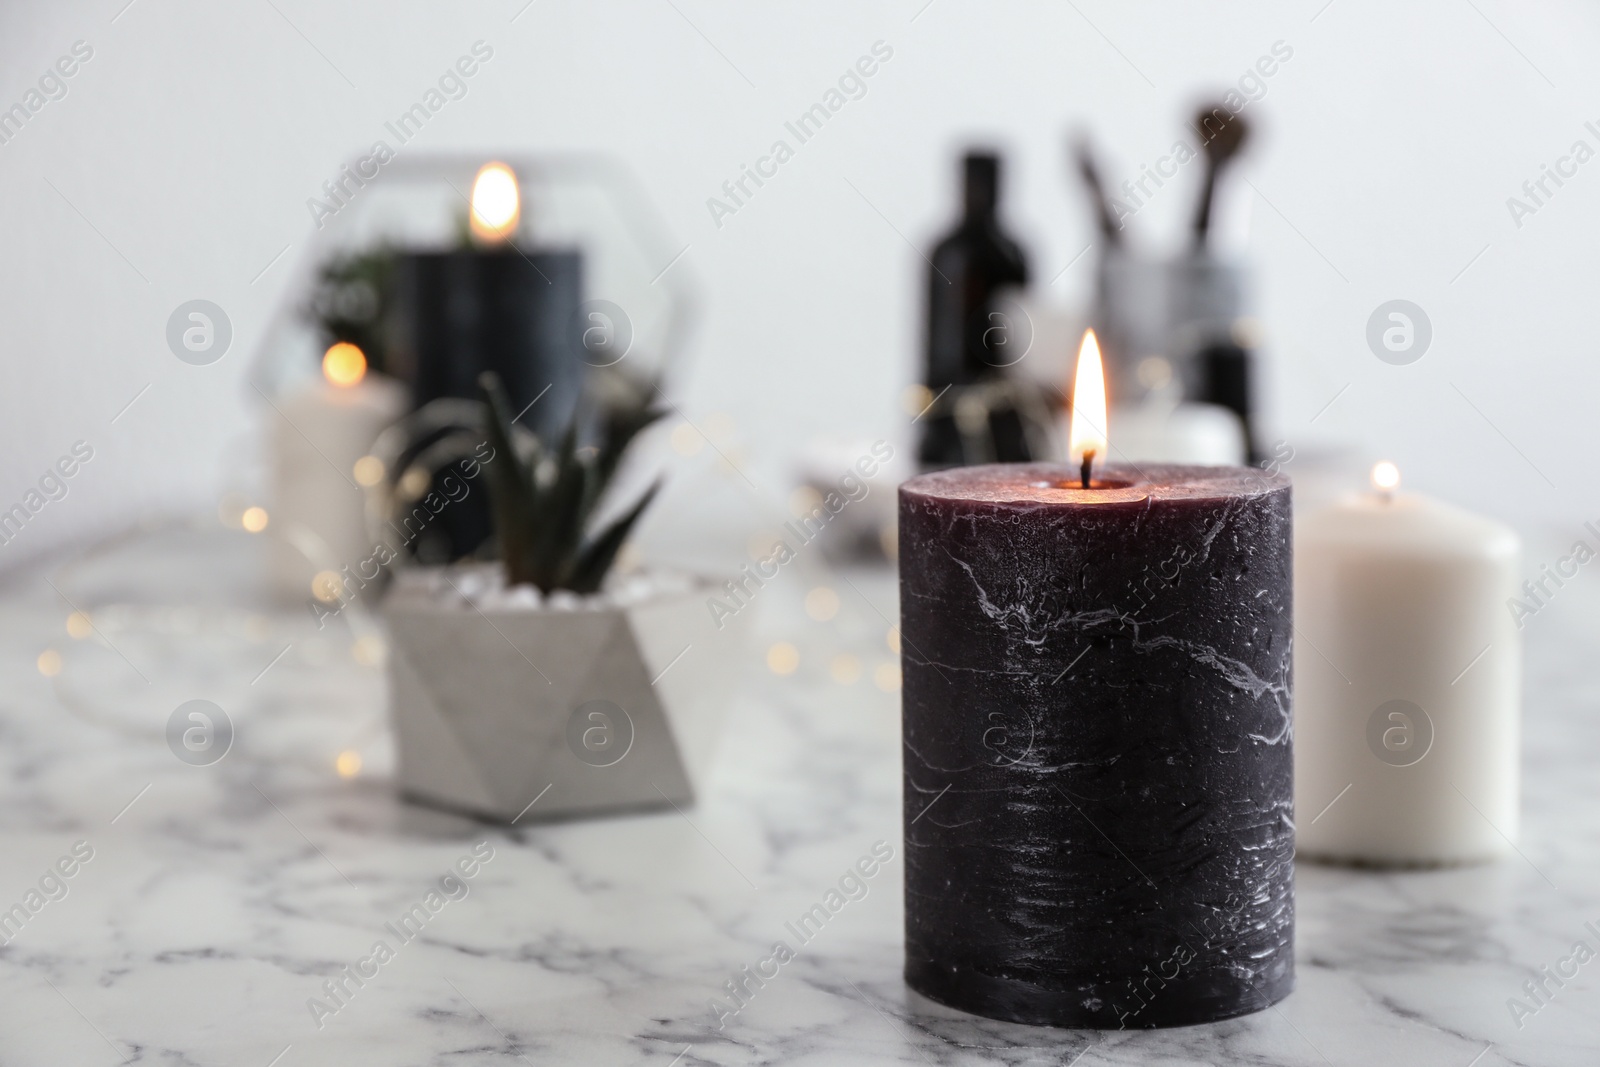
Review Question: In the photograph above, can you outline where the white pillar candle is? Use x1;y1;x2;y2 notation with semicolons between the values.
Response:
1295;462;1521;866
269;344;406;600
1100;399;1245;465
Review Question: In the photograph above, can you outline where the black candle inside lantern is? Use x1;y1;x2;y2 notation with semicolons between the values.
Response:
396;247;584;441
390;163;587;559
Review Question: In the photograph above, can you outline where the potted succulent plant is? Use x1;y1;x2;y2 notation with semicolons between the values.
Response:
382;371;734;823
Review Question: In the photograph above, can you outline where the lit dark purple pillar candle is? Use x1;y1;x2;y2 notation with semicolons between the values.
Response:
899;463;1294;1028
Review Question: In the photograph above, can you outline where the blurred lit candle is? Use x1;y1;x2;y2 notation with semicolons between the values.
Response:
394;161;586;562
270;342;406;600
1295;461;1522;866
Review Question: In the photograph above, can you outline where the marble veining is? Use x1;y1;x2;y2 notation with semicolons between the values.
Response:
0;525;1595;1063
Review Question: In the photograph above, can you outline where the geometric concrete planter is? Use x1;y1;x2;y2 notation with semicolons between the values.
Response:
383;568;735;823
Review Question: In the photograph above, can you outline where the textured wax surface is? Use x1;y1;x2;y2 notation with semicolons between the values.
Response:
899;463;1295;1028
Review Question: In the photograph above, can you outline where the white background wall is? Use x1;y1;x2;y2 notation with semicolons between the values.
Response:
2;0;1598;571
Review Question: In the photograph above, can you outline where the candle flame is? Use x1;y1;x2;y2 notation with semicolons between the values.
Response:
1068;329;1109;475
1371;460;1400;494
322;342;367;388
469;161;521;243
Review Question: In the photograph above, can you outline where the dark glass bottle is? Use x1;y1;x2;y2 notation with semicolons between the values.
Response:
919;152;1031;469
1198;339;1260;464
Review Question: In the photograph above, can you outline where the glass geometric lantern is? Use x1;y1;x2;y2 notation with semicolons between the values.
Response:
245;153;700;593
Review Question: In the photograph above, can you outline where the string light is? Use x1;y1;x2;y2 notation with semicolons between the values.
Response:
766;642;799;675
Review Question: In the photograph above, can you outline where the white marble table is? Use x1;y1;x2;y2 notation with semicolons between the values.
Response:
1;523;1597;1065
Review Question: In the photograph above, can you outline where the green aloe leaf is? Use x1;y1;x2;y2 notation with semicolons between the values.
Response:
470;372;666;595
566;480;662;594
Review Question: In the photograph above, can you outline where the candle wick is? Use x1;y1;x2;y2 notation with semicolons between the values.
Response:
1080;450;1095;490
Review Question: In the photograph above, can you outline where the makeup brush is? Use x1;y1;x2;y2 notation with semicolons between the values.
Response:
1191;106;1250;250
1072;137;1122;247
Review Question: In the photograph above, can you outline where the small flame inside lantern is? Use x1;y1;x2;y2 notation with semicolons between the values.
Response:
469;161;521;244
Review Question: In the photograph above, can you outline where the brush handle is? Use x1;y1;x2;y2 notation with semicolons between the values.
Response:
1074;145;1122;247
1192;158;1220;250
